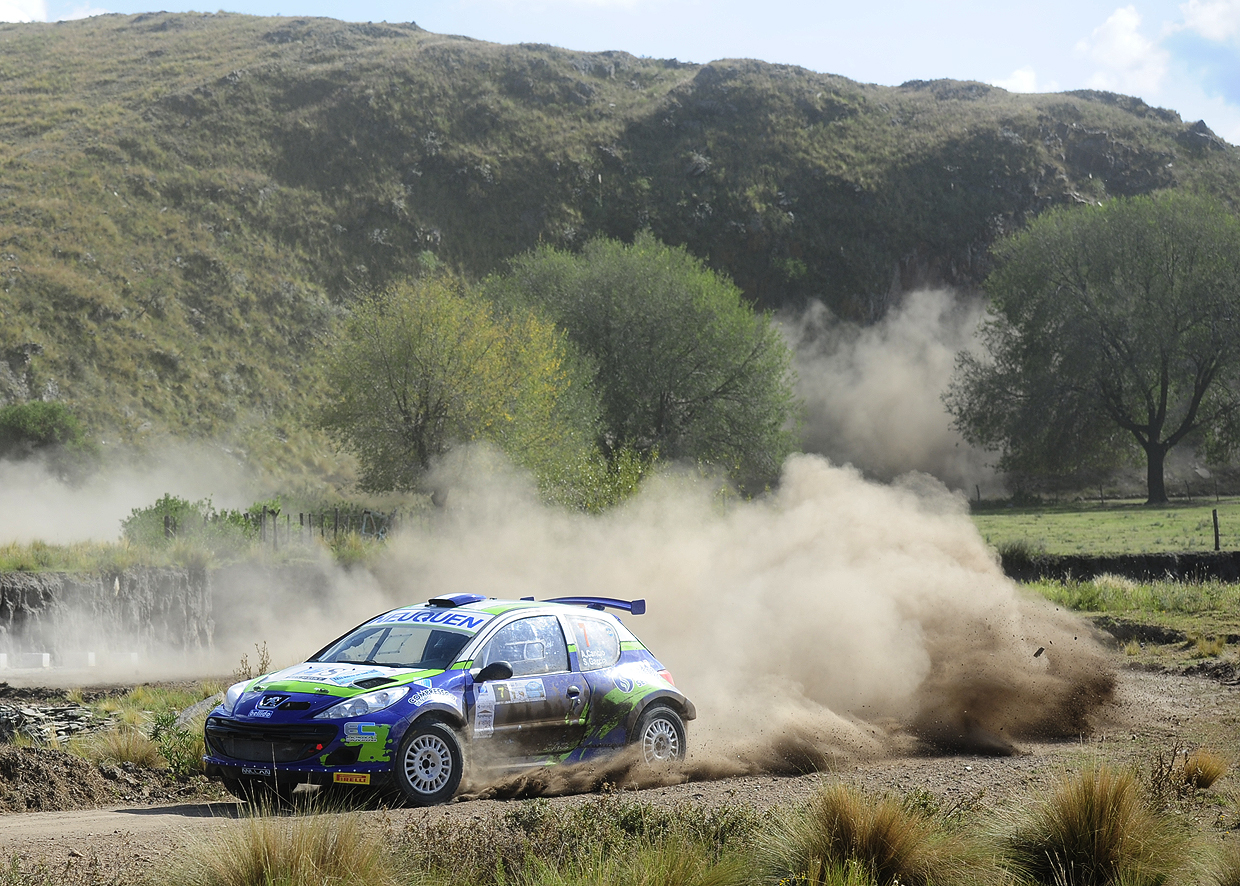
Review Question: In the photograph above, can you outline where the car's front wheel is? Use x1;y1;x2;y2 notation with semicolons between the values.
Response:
393;718;464;806
633;704;686;765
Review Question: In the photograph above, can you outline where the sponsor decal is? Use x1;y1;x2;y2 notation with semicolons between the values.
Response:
614;677;633;693
258;695;288;709
344;722;379;742
473;683;495;738
372;609;491;630
409;688;461;711
357;724;392;763
246;709;274;718
276;663;391;686
241;766;272;777
333;772;371;785
493;679;546;704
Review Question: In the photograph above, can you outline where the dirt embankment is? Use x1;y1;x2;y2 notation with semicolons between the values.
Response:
1001;550;1240;582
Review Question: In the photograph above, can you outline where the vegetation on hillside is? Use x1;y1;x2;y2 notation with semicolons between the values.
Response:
1;13;1238;457
488;234;798;490
318;275;599;496
948;193;1240;503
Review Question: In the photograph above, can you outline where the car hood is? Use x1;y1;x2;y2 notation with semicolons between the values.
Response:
258;661;442;695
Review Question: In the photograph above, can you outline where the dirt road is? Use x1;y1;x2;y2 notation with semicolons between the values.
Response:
1;667;1235;882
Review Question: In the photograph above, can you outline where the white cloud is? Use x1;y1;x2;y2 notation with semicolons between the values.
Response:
1179;0;1240;41
0;0;46;21
992;66;1060;93
57;2;108;18
1076;5;1170;94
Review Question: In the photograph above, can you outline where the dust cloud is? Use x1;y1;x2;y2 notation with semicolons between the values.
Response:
380;446;1114;784
784;290;1003;497
0;446;252;544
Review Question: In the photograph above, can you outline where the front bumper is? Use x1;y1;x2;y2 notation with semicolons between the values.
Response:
203;715;390;785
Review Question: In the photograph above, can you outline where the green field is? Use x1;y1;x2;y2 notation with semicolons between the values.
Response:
971;498;1240;555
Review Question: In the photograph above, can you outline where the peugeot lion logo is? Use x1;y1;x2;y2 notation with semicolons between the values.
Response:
258;695;289;709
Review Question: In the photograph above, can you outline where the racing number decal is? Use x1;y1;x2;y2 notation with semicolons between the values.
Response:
474;683;495;738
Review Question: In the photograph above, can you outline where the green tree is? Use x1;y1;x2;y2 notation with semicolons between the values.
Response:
0;401;98;480
946;192;1240;504
489;233;799;489
318;277;597;494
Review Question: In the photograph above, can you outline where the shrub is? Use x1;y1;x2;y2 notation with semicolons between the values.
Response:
149;710;206;778
757;782;994;886
1003;764;1192;885
0;401;97;478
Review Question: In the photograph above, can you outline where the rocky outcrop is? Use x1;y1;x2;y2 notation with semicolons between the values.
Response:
0;567;211;661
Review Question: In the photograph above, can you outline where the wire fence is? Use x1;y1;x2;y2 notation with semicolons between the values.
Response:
159;506;402;550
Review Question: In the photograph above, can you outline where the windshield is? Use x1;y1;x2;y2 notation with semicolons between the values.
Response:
313;624;471;670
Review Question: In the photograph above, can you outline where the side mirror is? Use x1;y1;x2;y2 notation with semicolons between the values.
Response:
474;661;514;683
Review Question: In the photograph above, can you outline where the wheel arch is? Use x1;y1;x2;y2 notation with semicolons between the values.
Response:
625;690;694;737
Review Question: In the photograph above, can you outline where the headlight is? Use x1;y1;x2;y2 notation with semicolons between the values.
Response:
313;686;410;720
220;680;252;716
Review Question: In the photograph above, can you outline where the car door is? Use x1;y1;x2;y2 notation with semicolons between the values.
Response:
565;614;632;749
470;614;590;758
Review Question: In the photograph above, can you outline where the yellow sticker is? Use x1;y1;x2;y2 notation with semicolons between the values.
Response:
333;772;371;785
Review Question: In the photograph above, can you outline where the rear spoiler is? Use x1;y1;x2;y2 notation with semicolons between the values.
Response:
522;596;646;615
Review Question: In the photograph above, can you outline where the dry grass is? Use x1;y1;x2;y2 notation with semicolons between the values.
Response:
1002;764;1193;886
172;809;398;886
1211;839;1240;886
1180;750;1228;792
1189;633;1227;658
757;782;996;886
70;726;163;770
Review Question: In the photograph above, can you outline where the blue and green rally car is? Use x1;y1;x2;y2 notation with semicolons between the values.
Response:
203;593;695;805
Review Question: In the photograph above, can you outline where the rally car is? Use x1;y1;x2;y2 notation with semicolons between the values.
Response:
203;594;694;806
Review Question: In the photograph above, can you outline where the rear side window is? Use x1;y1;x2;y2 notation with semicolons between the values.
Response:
479;615;569;677
568;616;621;670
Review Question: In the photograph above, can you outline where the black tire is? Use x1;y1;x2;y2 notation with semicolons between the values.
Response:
632;704;686;765
393;719;464;806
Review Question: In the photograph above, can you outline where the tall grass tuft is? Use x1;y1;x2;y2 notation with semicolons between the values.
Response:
174;810;398;886
1180;750;1228;792
757;782;994;886
1002;764;1192;885
72;725;163;769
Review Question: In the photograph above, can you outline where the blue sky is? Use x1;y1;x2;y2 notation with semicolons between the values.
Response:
5;0;1240;144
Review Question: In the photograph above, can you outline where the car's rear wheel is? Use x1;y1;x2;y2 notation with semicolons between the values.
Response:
394;718;463;806
633;704;686;765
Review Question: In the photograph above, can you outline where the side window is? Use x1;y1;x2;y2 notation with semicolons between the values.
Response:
480;616;569;677
569;616;621;671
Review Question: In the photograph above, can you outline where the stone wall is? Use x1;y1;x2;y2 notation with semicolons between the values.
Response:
0;568;212;662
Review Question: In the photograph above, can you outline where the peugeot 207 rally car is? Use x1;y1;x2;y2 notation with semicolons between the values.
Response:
203;594;694;806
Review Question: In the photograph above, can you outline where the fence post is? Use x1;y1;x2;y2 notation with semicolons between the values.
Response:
261;506;268;543
163;514;173;540
334;507;339;541
1214;508;1221;552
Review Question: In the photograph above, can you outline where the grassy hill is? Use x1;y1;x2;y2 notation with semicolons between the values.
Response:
1;12;1238;458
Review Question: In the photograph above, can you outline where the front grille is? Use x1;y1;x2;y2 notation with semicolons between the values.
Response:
206;717;338;763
